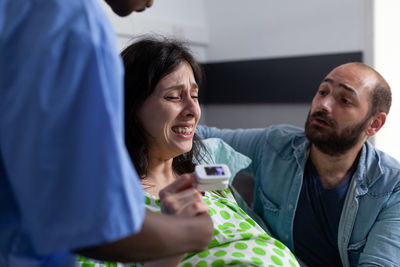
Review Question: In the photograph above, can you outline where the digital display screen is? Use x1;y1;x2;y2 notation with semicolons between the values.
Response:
205;166;225;176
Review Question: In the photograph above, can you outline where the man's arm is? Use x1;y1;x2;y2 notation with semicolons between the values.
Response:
196;125;267;174
76;174;213;263
135;174;209;267
76;210;213;262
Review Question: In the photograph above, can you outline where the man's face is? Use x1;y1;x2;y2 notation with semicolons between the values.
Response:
105;0;154;16
305;63;376;156
305;110;370;156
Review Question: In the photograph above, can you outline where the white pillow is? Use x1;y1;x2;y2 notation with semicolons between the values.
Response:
196;138;252;183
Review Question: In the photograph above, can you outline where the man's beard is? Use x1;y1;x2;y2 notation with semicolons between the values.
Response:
305;111;370;156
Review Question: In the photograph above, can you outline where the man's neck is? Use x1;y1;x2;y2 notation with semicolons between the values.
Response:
309;143;362;188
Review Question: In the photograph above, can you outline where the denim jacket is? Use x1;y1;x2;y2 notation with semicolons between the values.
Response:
197;124;400;266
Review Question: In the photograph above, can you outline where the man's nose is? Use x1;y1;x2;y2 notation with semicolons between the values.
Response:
318;96;334;112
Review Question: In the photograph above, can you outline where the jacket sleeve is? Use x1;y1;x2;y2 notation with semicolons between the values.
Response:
358;185;400;266
196;125;268;176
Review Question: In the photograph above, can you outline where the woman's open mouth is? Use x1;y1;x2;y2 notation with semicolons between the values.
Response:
172;126;194;136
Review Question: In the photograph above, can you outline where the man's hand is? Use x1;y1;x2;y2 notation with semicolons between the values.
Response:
75;174;213;263
143;174;212;266
159;173;209;217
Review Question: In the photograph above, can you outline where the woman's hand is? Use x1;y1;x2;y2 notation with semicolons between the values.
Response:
159;173;209;217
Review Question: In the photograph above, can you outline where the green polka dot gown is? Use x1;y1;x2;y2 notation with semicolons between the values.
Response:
76;189;299;267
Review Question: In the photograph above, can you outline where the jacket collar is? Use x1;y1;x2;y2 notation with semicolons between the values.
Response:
291;134;382;196
353;141;382;196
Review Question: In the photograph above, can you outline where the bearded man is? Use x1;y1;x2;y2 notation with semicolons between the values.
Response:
197;62;400;267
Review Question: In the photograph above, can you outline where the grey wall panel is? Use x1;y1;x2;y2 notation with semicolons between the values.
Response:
200;52;362;104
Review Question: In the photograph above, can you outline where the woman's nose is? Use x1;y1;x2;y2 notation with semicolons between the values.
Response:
182;96;200;118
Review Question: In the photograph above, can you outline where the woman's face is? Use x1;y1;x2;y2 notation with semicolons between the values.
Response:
137;61;201;159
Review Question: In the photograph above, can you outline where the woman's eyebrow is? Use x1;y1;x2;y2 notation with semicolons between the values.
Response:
165;83;198;91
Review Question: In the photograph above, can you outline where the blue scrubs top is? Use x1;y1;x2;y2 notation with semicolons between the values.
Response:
0;0;145;266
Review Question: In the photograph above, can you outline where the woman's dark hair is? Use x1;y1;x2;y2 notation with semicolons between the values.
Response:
121;36;205;178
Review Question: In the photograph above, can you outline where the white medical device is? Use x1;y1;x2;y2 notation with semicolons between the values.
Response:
195;164;231;191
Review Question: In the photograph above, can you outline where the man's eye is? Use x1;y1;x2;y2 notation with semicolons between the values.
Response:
191;95;199;99
342;98;351;104
318;90;327;96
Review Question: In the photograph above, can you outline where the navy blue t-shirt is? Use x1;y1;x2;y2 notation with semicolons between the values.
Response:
293;159;353;266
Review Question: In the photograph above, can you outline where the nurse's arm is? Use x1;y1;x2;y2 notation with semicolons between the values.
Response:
75;210;213;262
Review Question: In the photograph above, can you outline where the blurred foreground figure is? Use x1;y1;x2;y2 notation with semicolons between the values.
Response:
0;0;213;266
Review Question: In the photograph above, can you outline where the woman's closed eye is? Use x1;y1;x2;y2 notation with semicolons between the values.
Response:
164;93;198;101
165;96;181;100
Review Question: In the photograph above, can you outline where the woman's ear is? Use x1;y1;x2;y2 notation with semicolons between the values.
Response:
366;112;386;136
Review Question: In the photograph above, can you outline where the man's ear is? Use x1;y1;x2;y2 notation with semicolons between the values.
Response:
366;112;386;136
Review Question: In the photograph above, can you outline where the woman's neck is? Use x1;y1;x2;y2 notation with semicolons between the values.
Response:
142;157;176;197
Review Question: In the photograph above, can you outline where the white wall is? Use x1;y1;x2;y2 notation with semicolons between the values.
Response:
99;0;209;61
365;0;400;161
201;0;364;129
203;0;364;62
100;0;368;131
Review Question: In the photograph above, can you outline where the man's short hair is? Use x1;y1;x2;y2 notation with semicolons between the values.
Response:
370;77;392;116
352;62;392;117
